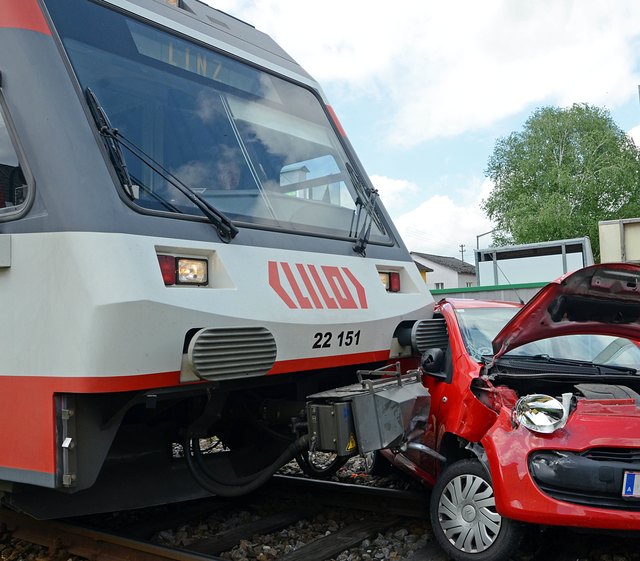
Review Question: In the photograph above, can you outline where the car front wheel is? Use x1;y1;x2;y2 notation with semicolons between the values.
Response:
429;459;523;561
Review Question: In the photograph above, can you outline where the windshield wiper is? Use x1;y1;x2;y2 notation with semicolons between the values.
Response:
85;88;239;242
346;161;383;257
129;173;181;214
114;131;239;242
86;88;135;199
495;354;638;376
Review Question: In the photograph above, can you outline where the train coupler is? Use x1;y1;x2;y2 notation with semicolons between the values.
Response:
305;363;432;457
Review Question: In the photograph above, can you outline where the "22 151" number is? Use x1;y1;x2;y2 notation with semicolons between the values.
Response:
312;330;361;349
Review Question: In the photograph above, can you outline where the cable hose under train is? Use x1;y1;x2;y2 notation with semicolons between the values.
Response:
191;421;296;487
184;434;309;497
191;441;278;487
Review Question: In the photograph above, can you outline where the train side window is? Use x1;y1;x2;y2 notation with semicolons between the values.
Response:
0;106;28;214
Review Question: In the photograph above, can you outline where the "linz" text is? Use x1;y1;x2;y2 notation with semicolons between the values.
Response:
268;261;368;310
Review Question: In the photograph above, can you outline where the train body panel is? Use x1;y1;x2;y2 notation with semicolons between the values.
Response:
1;232;429;379
0;0;433;515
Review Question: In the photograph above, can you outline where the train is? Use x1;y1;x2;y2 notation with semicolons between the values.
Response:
0;0;433;518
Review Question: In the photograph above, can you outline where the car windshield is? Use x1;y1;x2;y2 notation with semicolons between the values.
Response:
44;0;388;243
506;334;640;369
454;305;640;368
454;307;520;360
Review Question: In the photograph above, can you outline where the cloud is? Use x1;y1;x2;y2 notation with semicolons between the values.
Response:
206;1;640;147
389;178;495;259
370;174;420;217
369;174;495;260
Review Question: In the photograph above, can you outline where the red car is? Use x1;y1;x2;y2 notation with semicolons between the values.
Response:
380;263;640;561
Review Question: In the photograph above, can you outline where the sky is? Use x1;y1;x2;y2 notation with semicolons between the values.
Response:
206;0;640;262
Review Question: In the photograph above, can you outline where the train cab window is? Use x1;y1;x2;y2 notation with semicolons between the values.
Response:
0;108;27;214
43;0;392;245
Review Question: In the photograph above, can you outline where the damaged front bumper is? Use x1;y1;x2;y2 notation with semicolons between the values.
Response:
529;449;640;510
482;399;640;530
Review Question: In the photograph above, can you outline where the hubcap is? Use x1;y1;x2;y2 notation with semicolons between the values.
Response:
461;504;477;522
437;473;502;553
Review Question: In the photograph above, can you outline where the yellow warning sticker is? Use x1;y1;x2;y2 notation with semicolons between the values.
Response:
346;434;357;452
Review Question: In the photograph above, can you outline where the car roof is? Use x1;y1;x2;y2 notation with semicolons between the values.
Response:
439;298;522;310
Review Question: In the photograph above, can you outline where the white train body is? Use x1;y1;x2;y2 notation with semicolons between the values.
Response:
0;0;433;517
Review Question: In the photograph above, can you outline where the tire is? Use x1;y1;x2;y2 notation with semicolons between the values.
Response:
429;459;523;561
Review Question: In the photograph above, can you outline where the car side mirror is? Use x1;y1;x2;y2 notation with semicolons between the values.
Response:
421;348;445;377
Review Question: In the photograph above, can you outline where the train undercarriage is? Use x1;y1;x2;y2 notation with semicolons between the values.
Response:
5;358;431;519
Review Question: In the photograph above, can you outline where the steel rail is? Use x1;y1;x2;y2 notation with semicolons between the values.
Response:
0;508;225;561
264;474;429;518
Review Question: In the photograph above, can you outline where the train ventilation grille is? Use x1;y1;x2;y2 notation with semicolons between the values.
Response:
187;327;277;381
410;318;449;354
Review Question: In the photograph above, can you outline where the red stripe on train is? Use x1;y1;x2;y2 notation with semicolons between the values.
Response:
0;0;51;35
267;350;390;374
0;371;181;473
0;351;391;473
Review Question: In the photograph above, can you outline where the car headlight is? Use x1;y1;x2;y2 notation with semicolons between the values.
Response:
513;393;572;434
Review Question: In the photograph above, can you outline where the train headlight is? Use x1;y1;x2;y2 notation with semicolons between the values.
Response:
177;258;208;285
157;255;208;286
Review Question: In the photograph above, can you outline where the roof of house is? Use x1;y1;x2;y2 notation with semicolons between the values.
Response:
411;251;476;275
414;261;433;273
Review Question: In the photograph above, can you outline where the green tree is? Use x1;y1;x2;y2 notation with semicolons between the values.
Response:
482;103;640;259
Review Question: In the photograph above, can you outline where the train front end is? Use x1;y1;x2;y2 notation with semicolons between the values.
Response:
0;0;433;517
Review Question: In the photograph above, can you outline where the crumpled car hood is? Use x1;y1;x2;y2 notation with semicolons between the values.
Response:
492;263;640;359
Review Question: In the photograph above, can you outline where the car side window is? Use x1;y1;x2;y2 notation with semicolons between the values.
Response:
0;106;28;215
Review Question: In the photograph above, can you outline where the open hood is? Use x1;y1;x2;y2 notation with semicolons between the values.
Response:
492;263;640;359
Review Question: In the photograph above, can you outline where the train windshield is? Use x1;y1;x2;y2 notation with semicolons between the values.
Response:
44;0;389;243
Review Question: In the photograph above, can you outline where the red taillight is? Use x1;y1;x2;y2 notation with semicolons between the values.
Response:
389;272;401;293
379;271;401;292
158;255;176;286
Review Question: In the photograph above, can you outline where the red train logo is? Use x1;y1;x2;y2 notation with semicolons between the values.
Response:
268;261;368;310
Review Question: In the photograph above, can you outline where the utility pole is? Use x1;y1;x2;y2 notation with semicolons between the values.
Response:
459;244;465;262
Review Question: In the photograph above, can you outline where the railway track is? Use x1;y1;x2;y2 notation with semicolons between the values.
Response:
0;509;216;561
1;474;639;561
0;477;432;561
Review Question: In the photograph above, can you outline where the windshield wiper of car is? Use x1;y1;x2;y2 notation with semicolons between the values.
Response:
493;354;638;377
85;88;239;243
346;161;384;257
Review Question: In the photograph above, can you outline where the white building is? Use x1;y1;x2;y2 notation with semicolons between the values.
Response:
411;252;476;290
